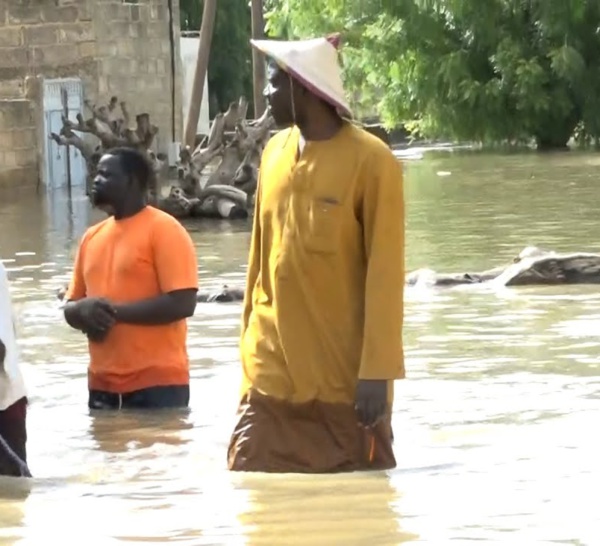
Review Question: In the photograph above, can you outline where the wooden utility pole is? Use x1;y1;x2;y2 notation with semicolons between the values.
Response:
250;0;267;118
60;86;72;192
183;0;217;149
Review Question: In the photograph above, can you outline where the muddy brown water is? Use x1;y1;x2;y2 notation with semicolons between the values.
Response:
0;149;598;544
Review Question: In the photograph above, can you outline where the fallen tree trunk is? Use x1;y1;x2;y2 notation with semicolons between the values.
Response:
50;94;273;221
56;245;600;302
49;96;166;202
171;96;273;219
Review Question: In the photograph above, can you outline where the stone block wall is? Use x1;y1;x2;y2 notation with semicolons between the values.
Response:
0;0;182;189
0;100;38;187
0;1;99;100
92;0;183;151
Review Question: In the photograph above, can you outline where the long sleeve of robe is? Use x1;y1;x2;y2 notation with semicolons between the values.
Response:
358;145;405;380
238;123;405;406
241;176;262;342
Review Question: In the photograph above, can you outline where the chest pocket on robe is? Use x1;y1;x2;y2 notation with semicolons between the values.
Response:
304;197;344;254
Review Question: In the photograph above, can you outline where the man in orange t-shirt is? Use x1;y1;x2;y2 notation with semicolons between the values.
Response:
63;147;198;410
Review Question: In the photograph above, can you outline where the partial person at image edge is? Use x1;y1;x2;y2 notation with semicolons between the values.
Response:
0;262;31;477
63;147;198;411
227;34;405;473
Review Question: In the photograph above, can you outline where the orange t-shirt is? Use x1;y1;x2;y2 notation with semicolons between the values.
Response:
65;206;199;393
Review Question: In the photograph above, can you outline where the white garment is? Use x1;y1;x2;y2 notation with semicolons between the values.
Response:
0;262;27;410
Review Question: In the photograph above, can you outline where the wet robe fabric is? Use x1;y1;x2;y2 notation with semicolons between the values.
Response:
227;122;405;473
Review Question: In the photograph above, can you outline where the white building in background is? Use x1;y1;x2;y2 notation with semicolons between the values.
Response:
180;35;211;139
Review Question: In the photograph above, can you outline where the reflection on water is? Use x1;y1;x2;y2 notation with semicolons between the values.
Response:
0;152;598;543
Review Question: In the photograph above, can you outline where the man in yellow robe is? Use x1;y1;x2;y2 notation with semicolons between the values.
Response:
227;34;405;473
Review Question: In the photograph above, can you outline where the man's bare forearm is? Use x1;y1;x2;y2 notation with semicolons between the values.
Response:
113;289;197;325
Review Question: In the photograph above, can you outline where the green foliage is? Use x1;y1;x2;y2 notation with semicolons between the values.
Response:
180;0;253;118
264;0;600;148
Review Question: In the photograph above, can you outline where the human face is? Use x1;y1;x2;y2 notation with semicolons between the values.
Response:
264;61;295;127
91;154;127;209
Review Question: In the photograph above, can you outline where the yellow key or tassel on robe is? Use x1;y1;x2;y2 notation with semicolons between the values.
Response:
368;431;376;463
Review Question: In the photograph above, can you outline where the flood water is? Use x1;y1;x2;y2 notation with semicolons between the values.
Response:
0;149;599;544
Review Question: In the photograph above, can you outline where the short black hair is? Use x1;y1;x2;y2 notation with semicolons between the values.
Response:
105;147;156;190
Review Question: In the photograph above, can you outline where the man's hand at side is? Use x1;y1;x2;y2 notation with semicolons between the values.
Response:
355;379;387;428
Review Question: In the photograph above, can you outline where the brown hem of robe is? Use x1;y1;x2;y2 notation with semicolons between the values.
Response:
227;389;396;473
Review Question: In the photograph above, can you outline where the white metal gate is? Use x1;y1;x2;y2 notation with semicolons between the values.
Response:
42;78;87;190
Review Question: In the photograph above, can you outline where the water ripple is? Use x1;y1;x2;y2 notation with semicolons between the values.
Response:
0;157;598;543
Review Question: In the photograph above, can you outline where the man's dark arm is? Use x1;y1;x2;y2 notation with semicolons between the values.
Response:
113;288;197;325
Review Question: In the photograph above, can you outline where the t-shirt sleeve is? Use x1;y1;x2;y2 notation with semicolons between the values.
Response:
64;233;88;301
152;216;199;293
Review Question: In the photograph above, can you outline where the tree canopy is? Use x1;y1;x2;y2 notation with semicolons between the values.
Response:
264;0;600;149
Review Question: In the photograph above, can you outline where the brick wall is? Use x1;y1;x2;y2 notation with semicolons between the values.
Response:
0;100;38;187
0;0;182;189
92;0;183;151
0;1;98;100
